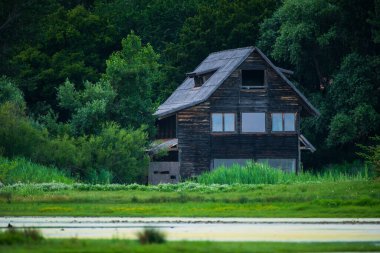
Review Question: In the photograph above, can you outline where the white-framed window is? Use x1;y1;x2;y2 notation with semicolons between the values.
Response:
211;113;236;132
272;113;296;132
242;112;266;133
257;158;296;173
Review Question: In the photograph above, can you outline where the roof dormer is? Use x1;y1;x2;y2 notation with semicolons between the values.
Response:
186;67;218;88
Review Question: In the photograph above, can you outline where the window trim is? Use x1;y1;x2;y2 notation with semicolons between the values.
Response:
271;112;297;133
211;112;236;133
241;112;267;133
241;69;267;89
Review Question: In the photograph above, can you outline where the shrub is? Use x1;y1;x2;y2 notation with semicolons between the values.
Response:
358;136;380;177
0;228;43;245
0;103;47;158
137;228;166;244
77;123;149;184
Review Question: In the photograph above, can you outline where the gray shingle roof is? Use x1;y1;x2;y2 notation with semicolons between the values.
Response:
154;47;320;118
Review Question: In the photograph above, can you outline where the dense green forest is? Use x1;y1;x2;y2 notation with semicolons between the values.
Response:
0;0;379;183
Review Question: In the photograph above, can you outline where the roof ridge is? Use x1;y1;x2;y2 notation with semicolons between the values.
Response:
208;46;255;56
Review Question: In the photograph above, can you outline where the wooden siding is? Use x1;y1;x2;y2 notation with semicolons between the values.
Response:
178;51;303;179
156;114;176;139
177;102;210;179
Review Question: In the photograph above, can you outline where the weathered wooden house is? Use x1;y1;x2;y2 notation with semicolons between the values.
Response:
149;47;319;184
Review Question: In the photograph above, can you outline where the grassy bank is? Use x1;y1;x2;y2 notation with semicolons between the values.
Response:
1;181;379;217
0;157;73;184
0;238;379;253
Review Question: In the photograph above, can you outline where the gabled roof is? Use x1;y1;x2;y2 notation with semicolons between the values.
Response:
154;47;320;118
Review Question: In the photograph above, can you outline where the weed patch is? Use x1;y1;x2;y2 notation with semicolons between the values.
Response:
0;228;43;245
137;228;166;244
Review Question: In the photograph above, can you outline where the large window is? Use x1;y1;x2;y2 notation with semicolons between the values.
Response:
212;113;235;132
242;70;265;88
242;113;266;133
257;158;296;173
272;113;296;132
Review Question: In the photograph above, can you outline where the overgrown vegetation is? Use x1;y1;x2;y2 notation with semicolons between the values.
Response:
197;162;371;185
0;157;73;184
0;89;149;184
0;229;43;245
137;228;166;244
358;136;380;177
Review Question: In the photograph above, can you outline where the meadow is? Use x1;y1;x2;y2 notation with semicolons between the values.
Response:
0;181;379;217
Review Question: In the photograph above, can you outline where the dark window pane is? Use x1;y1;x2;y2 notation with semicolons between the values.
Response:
242;70;264;86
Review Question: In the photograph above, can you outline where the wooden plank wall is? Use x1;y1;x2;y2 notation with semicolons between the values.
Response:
177;102;211;179
156;114;176;139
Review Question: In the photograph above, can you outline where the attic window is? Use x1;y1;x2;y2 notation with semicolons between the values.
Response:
242;70;265;88
187;68;218;88
194;75;209;87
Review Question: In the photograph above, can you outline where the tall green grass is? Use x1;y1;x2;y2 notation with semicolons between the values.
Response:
0;157;74;185
197;162;370;185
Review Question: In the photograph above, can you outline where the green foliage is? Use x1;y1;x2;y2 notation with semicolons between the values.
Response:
0;103;47;158
105;33;160;135
196;162;370;185
58;79;116;135
166;0;279;75
8;4;117;110
137;228;166;244
258;0;340;88
78;123;149;184
0;157;73;185
0;77;25;110
0;228;43;245
326;54;380;146
0;86;148;184
33;123;149;184
358;136;380;177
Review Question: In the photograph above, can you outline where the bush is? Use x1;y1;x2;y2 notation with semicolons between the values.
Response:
0;103;47;158
0;157;73;185
137;228;166;244
77;123;149;184
0;228;43;245
358;136;380;177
